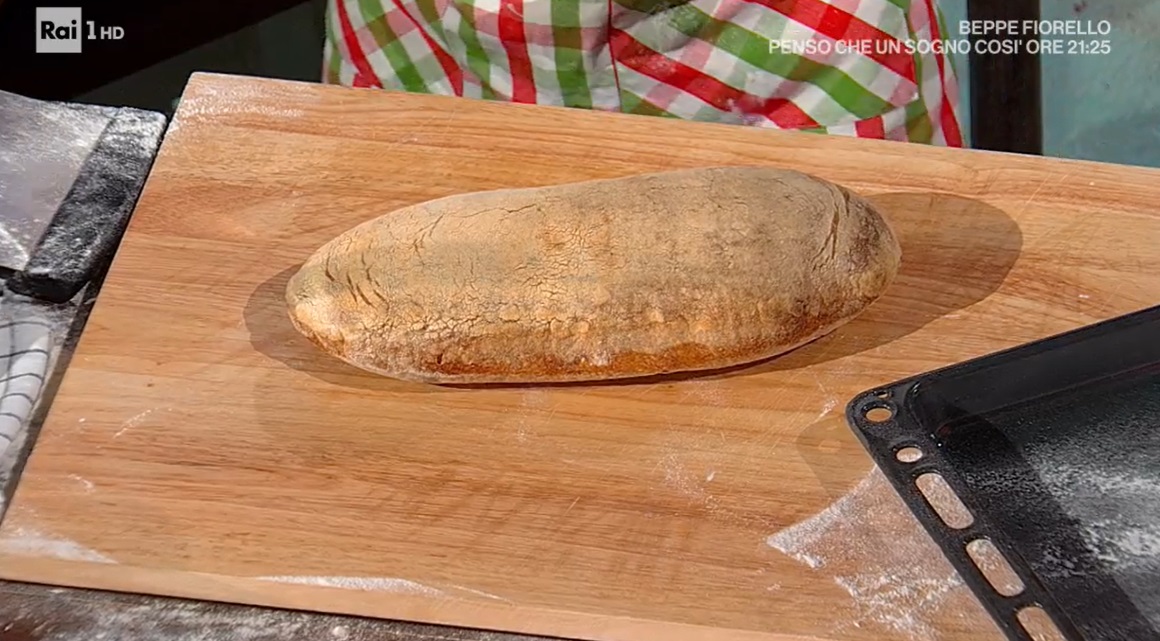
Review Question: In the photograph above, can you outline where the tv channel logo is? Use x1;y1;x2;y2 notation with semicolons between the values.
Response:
36;7;124;53
36;7;82;53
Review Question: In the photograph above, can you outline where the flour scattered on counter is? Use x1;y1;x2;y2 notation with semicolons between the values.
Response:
765;472;876;566
68;474;95;492
10;594;312;641
446;584;511;602
655;442;779;531
680;380;730;407
521;389;552;409
175;82;307;126
494;389;551;442
765;468;982;640
0;526;116;563
256;575;443;596
815;398;838;421
835;571;963;638
258;576;509;603
660;450;714;506
116;408;158;436
788;549;825;569
7;585;456;641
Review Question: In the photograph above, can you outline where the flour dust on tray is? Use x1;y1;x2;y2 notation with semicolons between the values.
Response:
1033;450;1160;628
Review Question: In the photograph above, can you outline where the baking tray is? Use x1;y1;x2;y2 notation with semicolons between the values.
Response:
846;304;1160;641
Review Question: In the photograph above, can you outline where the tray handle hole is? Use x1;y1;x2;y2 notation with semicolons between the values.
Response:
966;538;1025;596
1017;606;1067;641
895;446;923;463
916;472;974;529
864;405;894;423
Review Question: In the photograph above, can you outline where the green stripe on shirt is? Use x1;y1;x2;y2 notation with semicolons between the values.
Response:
550;2;592;108
662;5;893;119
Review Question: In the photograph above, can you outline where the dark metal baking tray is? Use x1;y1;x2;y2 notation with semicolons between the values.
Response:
846;304;1160;641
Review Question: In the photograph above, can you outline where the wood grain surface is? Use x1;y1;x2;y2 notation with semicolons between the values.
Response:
1;72;1159;641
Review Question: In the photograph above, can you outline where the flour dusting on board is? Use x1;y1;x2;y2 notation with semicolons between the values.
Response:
174;82;306;128
513;389;552;443
680;379;731;407
448;584;512;603
68;474;95;492
655;441;778;532
833;572;963;637
115;407;161;437
256;575;443;596
0;526;116;563
661;449;712;503
254;575;513;603
816;397;838;421
766;468;988;639
765;473;879;571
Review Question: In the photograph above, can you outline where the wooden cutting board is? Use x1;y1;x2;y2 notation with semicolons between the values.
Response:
2;72;1159;641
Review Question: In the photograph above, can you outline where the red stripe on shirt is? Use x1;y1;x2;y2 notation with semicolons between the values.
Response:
855;115;886;138
940;97;963;146
335;0;383;88
749;0;916;82
497;0;536;102
923;0;963;146
611;31;818;129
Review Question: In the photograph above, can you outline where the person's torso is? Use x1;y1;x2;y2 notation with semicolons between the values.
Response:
326;0;962;145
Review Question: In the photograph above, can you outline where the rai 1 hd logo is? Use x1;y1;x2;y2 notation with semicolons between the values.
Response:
35;7;124;53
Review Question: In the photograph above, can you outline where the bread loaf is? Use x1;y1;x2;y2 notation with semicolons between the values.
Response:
286;166;900;384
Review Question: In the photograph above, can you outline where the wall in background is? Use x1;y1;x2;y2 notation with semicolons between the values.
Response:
941;0;1160;168
81;0;1160;169
1041;0;1160;168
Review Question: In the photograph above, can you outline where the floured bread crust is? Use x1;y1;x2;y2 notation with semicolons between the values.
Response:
285;166;901;384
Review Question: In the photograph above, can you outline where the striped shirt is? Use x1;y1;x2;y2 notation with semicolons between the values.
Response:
324;0;963;146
